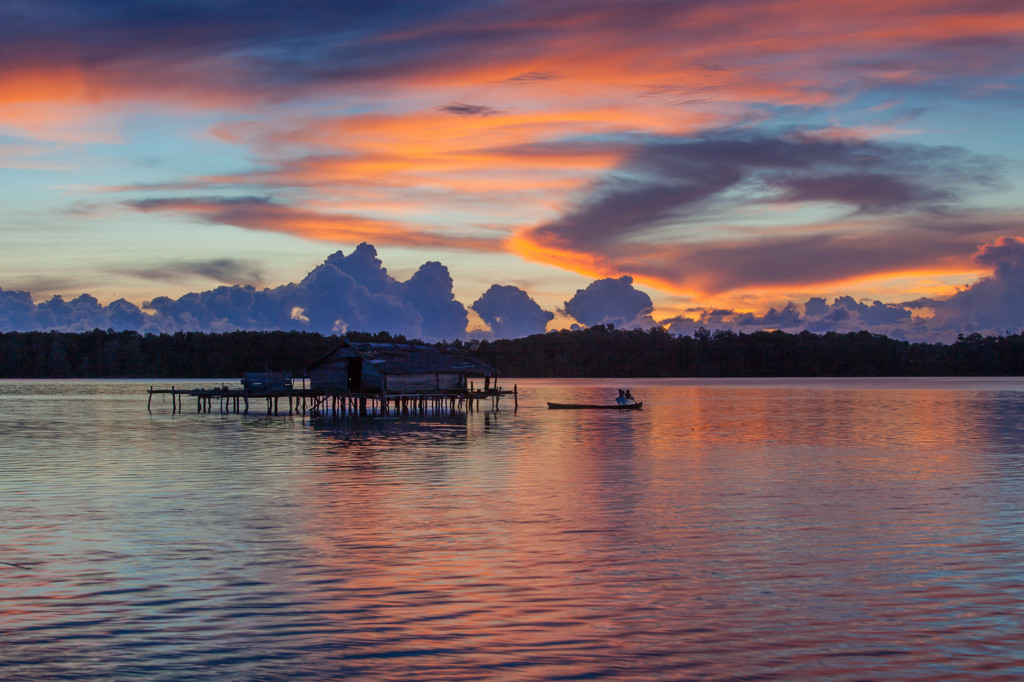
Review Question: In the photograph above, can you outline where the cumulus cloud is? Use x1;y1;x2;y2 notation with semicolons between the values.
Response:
975;235;1024;271
141;243;451;338
563;276;657;329
5;238;1024;344
0;244;471;340
144;286;289;333
912;236;1024;336
658;263;1024;343
0;288;39;330
664;296;923;339
401;261;469;341
0;289;149;332
471;285;554;338
296;246;423;337
665;269;1024;342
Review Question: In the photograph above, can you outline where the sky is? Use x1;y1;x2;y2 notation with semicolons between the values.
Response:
2;0;1023;342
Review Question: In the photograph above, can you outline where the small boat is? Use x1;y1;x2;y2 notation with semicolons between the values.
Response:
547;402;643;410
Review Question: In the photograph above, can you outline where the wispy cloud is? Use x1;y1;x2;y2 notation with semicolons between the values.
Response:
506;71;560;82
514;132;1011;296
125;196;506;253
2;0;1023;331
116;258;265;286
437;103;504;116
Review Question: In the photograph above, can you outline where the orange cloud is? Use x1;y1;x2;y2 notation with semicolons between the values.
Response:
18;0;1016;321
513;208;1024;308
128;197;506;254
1;0;1015;153
3;1;1021;128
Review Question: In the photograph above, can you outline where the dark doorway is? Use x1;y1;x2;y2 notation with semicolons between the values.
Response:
347;358;363;392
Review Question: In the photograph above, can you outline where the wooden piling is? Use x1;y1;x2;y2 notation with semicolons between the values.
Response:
148;380;517;421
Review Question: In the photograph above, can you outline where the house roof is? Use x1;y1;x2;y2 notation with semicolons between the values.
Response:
307;341;495;376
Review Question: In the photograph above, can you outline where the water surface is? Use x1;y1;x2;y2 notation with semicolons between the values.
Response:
2;378;1023;679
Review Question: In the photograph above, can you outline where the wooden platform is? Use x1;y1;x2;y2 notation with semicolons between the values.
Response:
148;384;517;417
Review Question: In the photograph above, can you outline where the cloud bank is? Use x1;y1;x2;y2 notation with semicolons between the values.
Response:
661;237;1024;341
916;236;1024;337
4;238;1024;343
0;244;470;340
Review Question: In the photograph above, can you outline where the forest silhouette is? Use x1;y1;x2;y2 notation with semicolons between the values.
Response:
1;327;1022;378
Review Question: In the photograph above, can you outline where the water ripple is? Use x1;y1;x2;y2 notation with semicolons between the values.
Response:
2;378;1024;679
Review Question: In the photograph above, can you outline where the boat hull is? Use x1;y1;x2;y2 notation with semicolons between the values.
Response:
547;402;643;410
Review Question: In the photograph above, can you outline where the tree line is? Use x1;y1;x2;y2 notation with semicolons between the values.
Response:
1;327;1023;379
469;326;1024;377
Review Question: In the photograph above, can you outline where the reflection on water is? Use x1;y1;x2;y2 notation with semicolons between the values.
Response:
2;378;1024;679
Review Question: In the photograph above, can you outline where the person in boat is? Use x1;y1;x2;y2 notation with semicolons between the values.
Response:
616;389;627;405
624;390;636;404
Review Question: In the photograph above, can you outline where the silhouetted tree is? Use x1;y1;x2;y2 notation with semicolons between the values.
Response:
2;327;1024;378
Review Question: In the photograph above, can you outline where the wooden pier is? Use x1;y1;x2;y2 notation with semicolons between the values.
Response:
147;383;518;418
149;340;514;419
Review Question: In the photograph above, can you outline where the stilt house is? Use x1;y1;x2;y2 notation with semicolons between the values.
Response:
306;341;496;394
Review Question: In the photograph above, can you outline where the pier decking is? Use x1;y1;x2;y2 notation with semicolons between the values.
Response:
147;383;517;417
149;341;512;418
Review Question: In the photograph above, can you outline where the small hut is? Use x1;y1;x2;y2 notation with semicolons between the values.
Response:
306;341;496;394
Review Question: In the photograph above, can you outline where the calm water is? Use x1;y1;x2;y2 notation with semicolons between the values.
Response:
2;377;1024;680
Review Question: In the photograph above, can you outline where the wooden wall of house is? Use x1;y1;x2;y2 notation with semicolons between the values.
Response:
309;357;350;392
382;372;464;392
309;349;478;394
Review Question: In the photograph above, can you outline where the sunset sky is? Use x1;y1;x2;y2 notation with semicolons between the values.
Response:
2;1;1023;341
